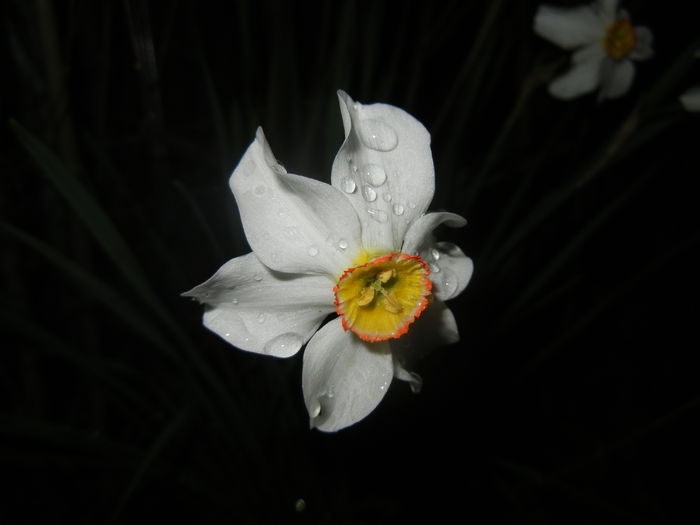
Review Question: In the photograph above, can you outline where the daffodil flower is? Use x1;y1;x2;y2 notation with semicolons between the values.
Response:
185;91;473;432
534;0;653;100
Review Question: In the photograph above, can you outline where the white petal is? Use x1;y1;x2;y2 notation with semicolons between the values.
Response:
599;59;635;100
230;128;362;277
184;253;335;357
595;0;619;25
331;91;435;253
391;299;460;388
534;4;605;50
630;26;654;61
302;317;393;432
680;86;700;112
421;241;474;302
548;50;603;99
401;211;466;255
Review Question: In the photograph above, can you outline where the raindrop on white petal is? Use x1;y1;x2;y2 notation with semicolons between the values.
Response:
367;208;388;223
382;193;392;202
272;163;287;175
232;298;239;305
440;268;459;298
429;263;441;273
284;226;300;239
361;164;387;186
253;273;263;282
337;239;348;251
256;313;266;323
341;176;357;194
408;201;417;209
392;203;405;216
358;119;399;151
431;248;440;261
362;185;377;202
309;398;321;418
263;333;303;355
254;185;266;196
224;332;230;337
307;245;319;257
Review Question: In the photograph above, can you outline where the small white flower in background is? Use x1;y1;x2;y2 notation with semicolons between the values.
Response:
534;0;653;100
680;51;700;112
184;91;473;432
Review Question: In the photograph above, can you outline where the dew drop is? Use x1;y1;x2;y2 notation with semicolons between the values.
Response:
429;263;441;273
392;203;405;216
382;193;392;202
263;333;303;355
362;185;377;202
361;164;387;186
310;399;321;418
256;313;266;323
359;119;399;151
253;273;263;282
232;298;239;305
307;245;319;257
337;239;348;251
224;332;230;337
440;268;459;298
284;226;300;239
367;208;388;223
272;163;287;175
254;185;266;196
341;176;357;194
408;200;417;209
431;248;440;261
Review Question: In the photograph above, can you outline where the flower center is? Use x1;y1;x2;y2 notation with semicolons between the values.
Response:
602;19;636;60
333;253;432;342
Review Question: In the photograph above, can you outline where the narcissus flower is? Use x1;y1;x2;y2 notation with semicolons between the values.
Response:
185;91;473;432
534;0;653;100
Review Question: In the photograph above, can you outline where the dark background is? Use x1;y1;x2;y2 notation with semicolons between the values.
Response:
2;1;699;523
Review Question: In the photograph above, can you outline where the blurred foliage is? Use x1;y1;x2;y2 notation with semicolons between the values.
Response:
2;0;699;523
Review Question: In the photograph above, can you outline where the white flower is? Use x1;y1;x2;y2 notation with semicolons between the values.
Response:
185;91;473;432
534;0;653;100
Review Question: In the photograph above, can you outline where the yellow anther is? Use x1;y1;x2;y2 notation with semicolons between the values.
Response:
377;268;396;284
356;286;375;306
379;289;403;314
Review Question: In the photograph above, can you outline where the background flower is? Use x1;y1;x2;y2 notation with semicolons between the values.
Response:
534;0;654;99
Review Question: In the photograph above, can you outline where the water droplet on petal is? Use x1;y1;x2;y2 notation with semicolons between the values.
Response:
256;313;266;323
284;226;300;239
253;273;263;282
263;333;303;355
337;239;348;251
232;298;239;305
308;245;319;257
254;185;266;196
341;177;356;194
382;193;392;202
358;119;399;152
361;164;387;186
362;185;377;202
367;208;388;223
440;268;459;298
272;163;287;175
408;201;417;209
392;203;405;216
429;263;440;273
431;248;440;261
309;398;321;418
